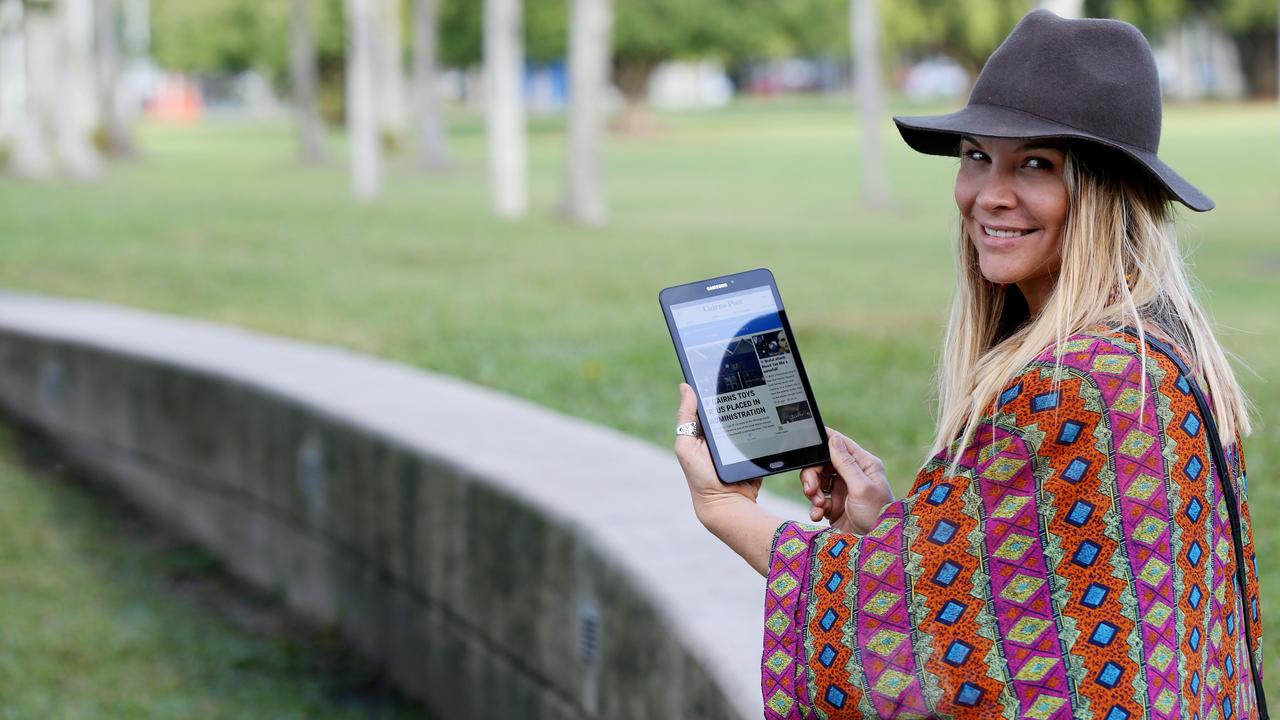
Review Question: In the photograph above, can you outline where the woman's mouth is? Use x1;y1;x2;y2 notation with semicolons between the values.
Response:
981;224;1035;238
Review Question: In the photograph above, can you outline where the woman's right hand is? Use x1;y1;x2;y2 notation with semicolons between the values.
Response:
799;429;894;535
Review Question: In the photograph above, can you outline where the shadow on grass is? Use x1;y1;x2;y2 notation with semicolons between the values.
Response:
0;417;429;720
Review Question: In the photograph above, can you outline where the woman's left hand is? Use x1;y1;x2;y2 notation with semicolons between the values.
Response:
674;383;761;525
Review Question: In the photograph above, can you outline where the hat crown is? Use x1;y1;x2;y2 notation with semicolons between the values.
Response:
970;10;1162;153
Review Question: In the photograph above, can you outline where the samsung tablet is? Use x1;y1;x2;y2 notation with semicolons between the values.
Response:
659;268;830;483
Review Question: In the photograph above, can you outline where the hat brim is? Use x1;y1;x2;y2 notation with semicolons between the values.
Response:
893;103;1214;212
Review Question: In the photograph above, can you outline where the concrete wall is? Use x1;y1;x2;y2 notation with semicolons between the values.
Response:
0;291;805;720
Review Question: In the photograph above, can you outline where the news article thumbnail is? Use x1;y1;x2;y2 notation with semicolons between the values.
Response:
776;400;812;424
713;338;766;394
687;325;821;465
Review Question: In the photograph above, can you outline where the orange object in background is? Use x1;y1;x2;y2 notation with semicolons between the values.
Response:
146;73;202;123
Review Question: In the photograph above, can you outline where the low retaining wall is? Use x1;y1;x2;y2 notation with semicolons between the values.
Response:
0;291;805;720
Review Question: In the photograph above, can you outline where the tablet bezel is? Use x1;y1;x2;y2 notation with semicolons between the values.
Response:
659;268;831;483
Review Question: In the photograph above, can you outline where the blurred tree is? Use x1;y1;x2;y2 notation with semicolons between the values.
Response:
292;0;327;163
94;0;134;156
1086;0;1278;96
611;0;739;132
345;0;381;199
56;0;102;178
439;0;562;67
881;0;1029;72
411;0;452;170
152;0;287;74
852;0;888;208
3;0;55;177
561;0;612;226
0;0;24;156
1214;0;1277;96
485;0;526;218
375;0;408;143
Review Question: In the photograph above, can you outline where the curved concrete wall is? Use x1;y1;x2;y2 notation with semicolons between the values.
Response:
0;291;806;720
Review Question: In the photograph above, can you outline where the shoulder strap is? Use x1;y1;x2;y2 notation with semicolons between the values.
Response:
1117;326;1268;718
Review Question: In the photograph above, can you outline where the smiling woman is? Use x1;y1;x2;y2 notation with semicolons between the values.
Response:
673;9;1267;720
955;135;1069;315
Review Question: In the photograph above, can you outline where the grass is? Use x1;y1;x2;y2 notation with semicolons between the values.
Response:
0;422;427;719
0;97;1278;699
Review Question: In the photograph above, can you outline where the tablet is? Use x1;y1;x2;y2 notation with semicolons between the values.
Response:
659;268;830;482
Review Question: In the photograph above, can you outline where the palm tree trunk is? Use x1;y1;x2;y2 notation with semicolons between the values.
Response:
94;0;134;157
291;0;326;164
375;0;407;145
561;0;612;226
345;0;382;199
0;0;26;153
484;0;526;218
850;0;887;208
411;0;451;171
5;0;56;178
56;0;102;179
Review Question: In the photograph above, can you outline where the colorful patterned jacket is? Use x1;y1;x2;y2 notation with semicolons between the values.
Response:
762;327;1264;719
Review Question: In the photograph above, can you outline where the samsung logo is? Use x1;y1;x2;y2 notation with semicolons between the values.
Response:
706;282;728;291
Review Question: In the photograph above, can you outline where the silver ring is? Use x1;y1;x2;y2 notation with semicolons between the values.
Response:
821;472;836;500
676;420;702;438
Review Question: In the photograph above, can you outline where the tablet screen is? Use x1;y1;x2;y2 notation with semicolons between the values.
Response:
670;285;824;466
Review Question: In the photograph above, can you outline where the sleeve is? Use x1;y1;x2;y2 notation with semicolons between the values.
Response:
761;336;1200;719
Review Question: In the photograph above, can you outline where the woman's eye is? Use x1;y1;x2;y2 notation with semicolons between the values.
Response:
962;149;988;162
1024;156;1055;170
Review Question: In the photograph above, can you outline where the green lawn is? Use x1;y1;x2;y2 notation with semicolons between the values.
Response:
0;98;1277;700
0;423;426;719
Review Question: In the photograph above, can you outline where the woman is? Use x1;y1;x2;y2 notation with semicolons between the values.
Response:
675;11;1266;720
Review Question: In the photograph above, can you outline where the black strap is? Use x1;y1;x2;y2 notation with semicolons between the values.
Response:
1118;326;1268;718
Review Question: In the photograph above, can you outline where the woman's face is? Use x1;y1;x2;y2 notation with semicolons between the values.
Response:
954;135;1069;314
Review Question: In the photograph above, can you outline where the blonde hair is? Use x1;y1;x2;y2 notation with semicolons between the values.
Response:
929;144;1254;478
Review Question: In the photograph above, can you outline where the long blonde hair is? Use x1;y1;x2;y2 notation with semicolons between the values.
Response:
929;144;1254;477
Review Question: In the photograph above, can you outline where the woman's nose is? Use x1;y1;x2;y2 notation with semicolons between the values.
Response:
976;170;1017;211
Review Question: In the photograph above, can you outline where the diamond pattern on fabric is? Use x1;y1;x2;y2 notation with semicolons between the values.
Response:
1132;515;1167;545
1024;694;1068;719
1125;473;1161;500
1007;616;1052;644
1092;354;1132;374
1000;574;1045;604
991;494;1031;519
981;456;1026;482
1118;429;1155;457
994;533;1036;561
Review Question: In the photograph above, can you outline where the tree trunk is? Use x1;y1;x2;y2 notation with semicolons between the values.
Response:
4;0;55;178
94;0;133;157
484;0;526;218
56;0;102;179
118;0;147;140
345;0;382;199
375;0;408;145
850;0;887;208
612;60;654;135
1038;0;1083;17
291;0;326;163
0;0;26;152
561;0;612;226
411;0;452;171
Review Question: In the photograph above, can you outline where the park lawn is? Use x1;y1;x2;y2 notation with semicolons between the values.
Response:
0;422;427;719
0;98;1277;699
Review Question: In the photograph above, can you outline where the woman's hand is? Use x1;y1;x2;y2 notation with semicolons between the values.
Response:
799;429;894;535
674;383;761;526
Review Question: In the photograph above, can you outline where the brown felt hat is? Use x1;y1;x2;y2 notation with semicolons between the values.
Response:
894;9;1214;212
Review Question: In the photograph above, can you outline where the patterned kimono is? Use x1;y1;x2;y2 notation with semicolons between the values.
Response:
762;328;1264;719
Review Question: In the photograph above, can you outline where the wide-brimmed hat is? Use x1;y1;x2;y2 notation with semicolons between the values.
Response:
893;10;1213;211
